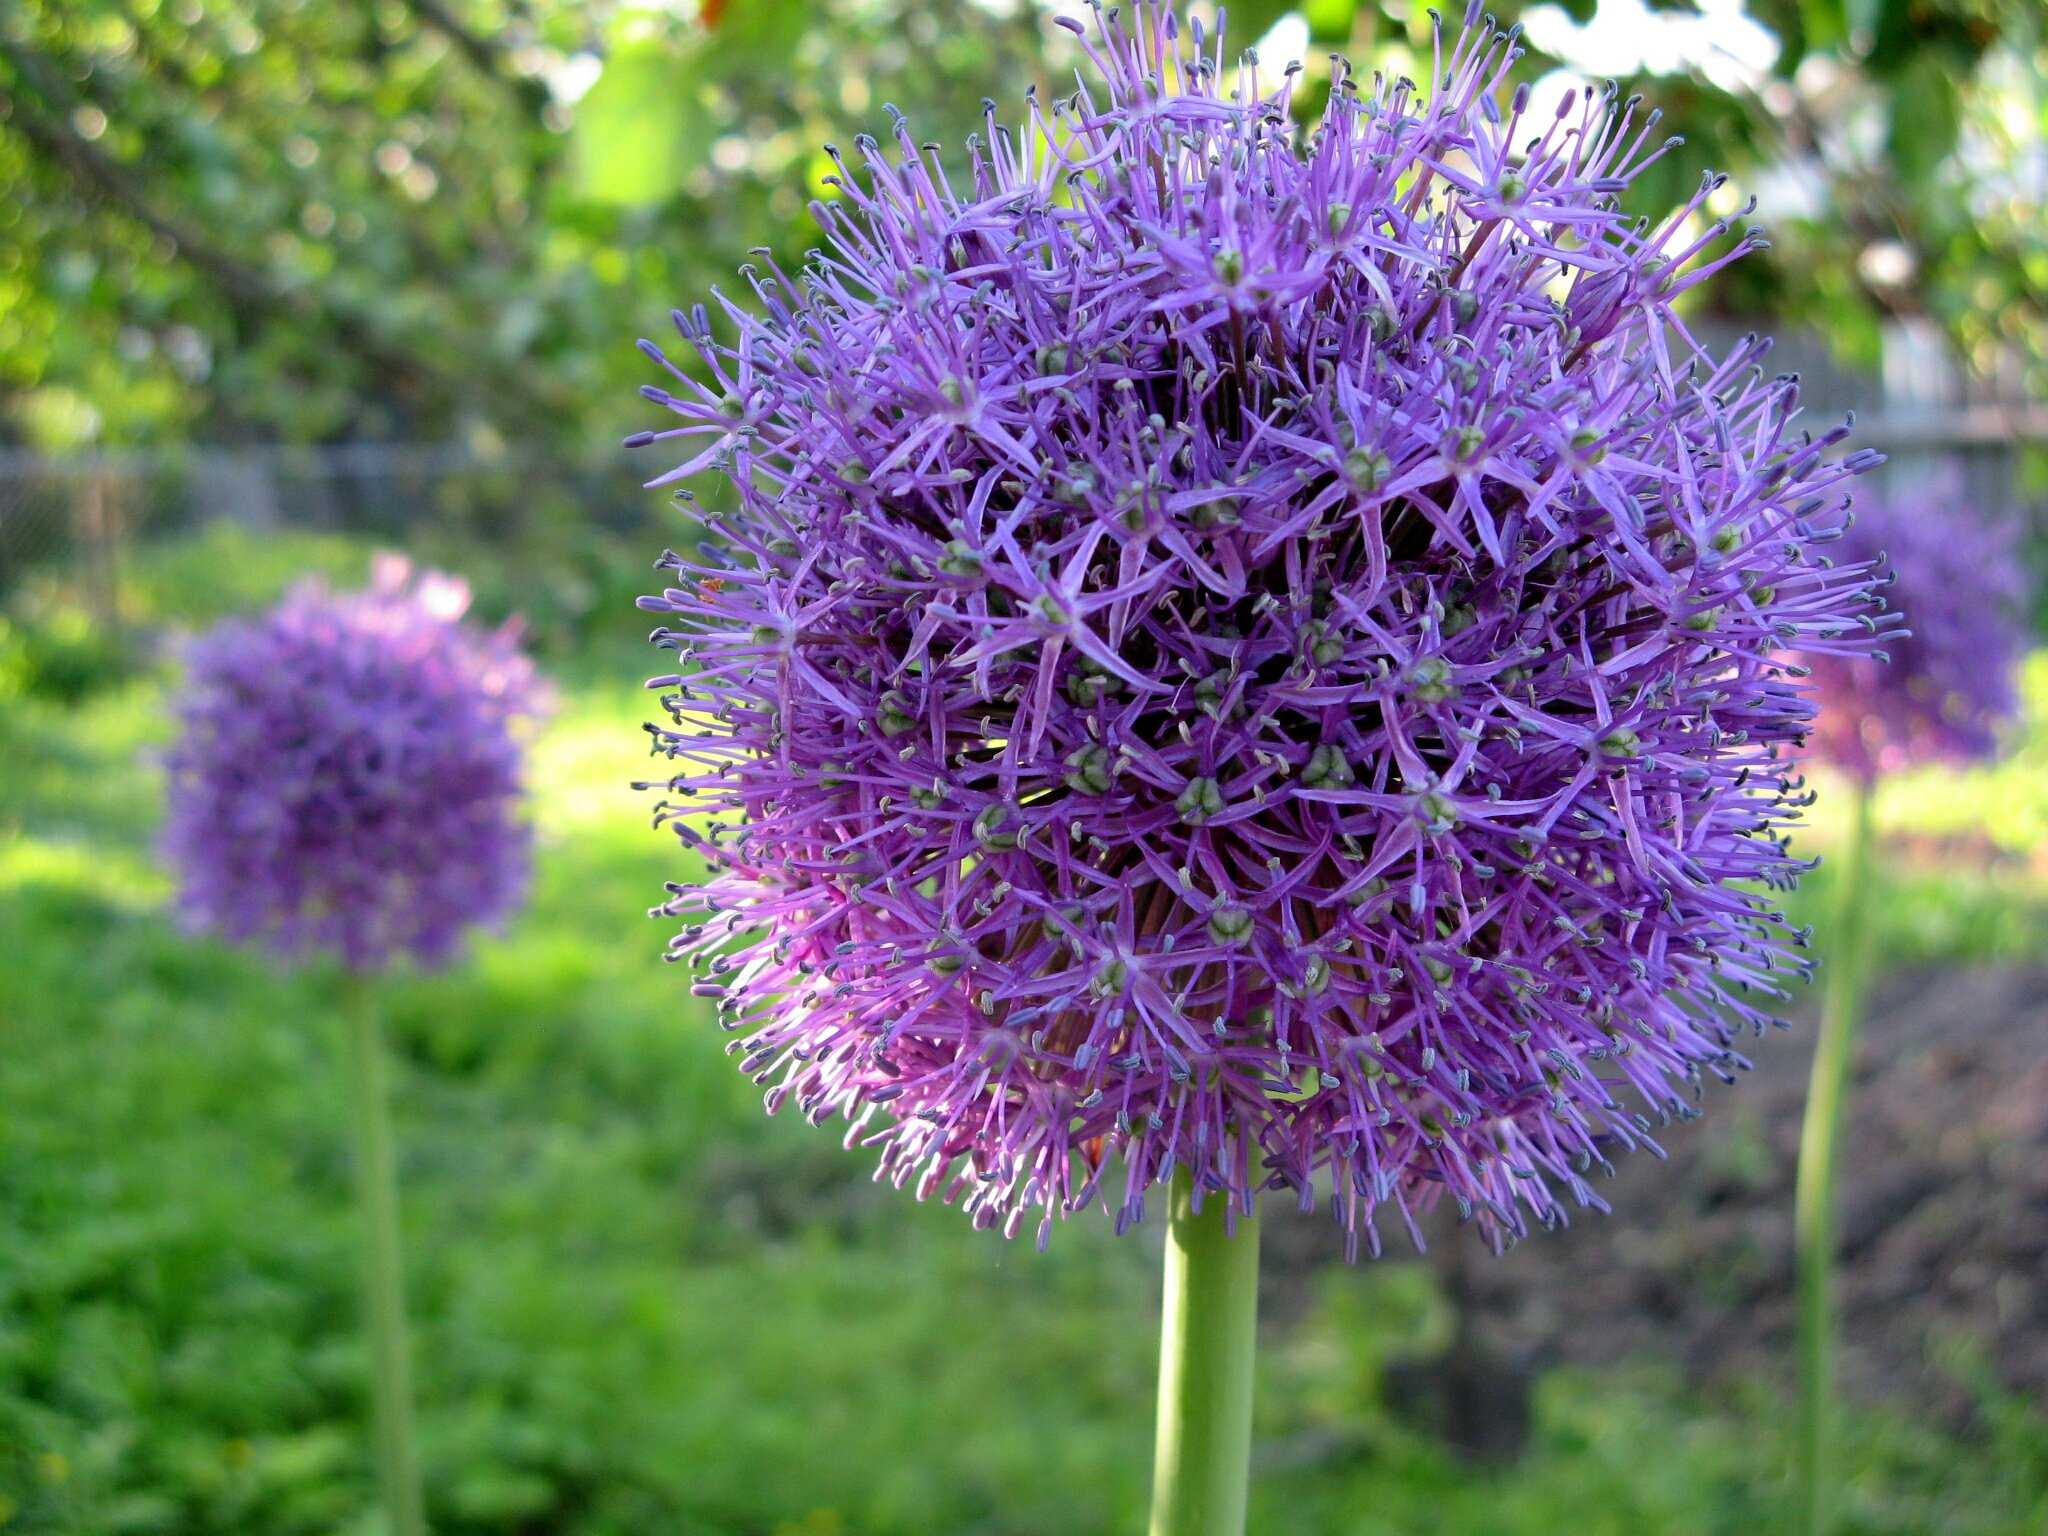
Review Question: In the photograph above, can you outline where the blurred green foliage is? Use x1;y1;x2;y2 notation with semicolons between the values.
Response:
1;523;2045;1532
0;0;1044;450
3;0;2043;457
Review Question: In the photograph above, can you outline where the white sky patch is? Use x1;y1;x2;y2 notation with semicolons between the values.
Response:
1517;67;1585;134
546;51;603;107
1251;13;1310;72
1521;0;1778;92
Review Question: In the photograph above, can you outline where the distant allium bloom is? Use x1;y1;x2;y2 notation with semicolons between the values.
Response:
165;554;542;971
1800;479;2024;782
632;6;1889;1254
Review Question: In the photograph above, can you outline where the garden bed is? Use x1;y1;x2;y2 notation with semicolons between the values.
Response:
1272;964;2048;1435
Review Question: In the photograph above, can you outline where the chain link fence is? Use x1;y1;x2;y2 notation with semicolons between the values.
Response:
0;444;659;634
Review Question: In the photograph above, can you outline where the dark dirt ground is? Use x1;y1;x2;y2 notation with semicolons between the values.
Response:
1268;965;2048;1447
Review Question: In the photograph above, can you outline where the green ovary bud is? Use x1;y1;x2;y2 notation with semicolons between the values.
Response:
1345;447;1392;494
1207;905;1254;946
1176;775;1226;825
1065;665;1118;707
876;690;919;738
1409;656;1459;704
1063;744;1112;795
1300;743;1355;789
1598;727;1642;758
973;803;1020;850
1090;956;1130;998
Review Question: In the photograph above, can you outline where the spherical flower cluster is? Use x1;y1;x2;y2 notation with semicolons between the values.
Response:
1800;476;2025;782
633;5;1888;1254
165;554;543;971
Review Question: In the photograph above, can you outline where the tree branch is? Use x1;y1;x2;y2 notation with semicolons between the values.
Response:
1;37;444;399
396;0;547;110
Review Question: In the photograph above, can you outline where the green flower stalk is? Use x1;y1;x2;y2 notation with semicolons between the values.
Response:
1150;1172;1260;1536
346;976;428;1536
1793;785;1872;1536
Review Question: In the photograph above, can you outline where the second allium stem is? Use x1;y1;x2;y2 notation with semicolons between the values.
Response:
345;976;428;1536
1794;781;1876;1536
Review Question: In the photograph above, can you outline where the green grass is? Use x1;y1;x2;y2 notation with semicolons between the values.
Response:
1;524;2044;1533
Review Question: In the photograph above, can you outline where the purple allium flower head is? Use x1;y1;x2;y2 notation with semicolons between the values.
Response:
1799;476;2025;783
632;5;1889;1254
165;553;544;972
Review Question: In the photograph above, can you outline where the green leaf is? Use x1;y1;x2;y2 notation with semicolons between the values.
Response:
1794;0;1850;50
1886;54;1962;192
569;33;714;208
707;0;808;60
1214;1;1301;49
1303;0;1360;43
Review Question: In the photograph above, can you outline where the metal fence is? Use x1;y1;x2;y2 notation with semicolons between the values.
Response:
0;443;655;629
2;324;2039;631
1736;318;2046;529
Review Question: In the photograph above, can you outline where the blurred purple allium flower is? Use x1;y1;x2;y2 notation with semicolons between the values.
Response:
1799;477;2025;783
632;6;1890;1254
165;553;543;971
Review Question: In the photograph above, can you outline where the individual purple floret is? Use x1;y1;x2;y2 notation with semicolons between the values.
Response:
632;4;1890;1255
164;553;543;971
1801;477;2025;782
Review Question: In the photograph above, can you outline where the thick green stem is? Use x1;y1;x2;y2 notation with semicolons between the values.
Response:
344;976;428;1536
1793;782;1875;1536
1149;1168;1260;1536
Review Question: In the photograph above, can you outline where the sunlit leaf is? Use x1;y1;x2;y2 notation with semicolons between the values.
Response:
1214;0;1302;49
705;0;808;60
1303;0;1359;42
1885;52;1961;192
570;34;713;208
